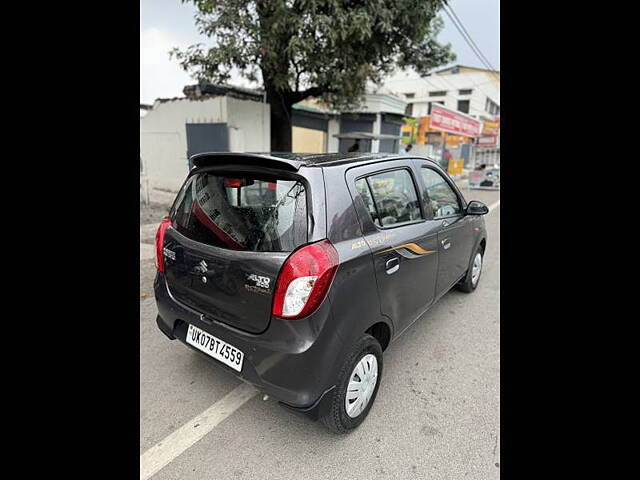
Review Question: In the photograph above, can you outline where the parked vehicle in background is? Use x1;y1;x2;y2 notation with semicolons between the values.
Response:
154;152;488;433
469;166;500;190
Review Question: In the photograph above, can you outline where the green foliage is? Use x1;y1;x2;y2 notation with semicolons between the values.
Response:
402;116;418;143
172;0;455;110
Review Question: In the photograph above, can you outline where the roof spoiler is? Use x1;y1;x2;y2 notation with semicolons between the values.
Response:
191;152;302;171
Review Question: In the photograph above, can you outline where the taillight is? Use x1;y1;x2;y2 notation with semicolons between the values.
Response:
272;240;339;319
155;216;172;272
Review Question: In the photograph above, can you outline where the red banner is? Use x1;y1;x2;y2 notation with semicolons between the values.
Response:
430;104;481;137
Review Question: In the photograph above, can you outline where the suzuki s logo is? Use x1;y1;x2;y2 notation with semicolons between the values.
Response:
194;260;208;274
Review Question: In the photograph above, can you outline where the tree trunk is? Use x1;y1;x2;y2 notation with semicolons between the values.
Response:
265;86;293;152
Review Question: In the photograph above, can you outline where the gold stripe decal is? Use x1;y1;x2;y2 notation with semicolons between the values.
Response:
378;243;435;256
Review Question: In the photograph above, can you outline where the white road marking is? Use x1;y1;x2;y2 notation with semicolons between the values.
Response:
140;243;155;261
488;200;500;213
140;382;258;480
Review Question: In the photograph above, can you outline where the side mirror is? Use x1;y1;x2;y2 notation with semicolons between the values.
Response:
466;200;489;215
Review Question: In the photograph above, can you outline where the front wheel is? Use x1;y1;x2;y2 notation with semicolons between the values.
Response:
320;334;383;433
457;246;484;293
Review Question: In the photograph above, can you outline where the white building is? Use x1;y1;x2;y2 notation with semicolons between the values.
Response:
140;86;270;203
383;65;500;119
382;65;500;166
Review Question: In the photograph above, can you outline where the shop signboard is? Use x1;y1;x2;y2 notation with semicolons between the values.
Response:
482;119;500;136
478;135;497;147
430;104;481;137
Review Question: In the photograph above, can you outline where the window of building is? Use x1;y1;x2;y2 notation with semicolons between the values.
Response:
405;103;414;116
457;100;470;114
429;91;447;97
420;168;461;218
405;93;415;99
485;97;499;116
355;169;423;227
458;89;472;95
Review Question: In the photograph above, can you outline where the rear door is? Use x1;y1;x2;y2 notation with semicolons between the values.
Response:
415;161;474;297
346;161;440;334
162;167;312;334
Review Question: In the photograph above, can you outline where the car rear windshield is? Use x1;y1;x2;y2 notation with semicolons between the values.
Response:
172;172;308;252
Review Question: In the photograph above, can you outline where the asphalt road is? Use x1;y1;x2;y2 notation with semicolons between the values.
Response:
140;186;500;480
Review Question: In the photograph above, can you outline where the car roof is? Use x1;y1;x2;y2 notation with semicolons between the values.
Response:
191;152;440;171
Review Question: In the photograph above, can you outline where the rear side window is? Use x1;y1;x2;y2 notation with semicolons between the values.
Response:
355;178;381;226
172;172;307;252
356;169;423;227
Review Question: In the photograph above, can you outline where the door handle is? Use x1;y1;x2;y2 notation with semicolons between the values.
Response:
442;219;449;227
385;257;400;275
441;238;451;250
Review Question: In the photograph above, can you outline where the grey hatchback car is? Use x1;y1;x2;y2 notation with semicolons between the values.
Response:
154;152;488;433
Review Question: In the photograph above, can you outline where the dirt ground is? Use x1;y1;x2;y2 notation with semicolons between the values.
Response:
140;202;171;226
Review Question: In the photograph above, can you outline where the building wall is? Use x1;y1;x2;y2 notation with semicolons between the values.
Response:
358;93;407;116
327;118;340;153
383;70;499;120
226;96;270;152
292;127;326;153
140;96;270;202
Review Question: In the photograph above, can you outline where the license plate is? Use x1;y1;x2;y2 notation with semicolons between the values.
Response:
186;324;244;372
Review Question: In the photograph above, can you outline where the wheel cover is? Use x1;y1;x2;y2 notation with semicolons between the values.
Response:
471;252;482;286
345;354;378;418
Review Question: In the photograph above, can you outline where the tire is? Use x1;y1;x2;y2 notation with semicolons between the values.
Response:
457;245;484;293
320;334;383;434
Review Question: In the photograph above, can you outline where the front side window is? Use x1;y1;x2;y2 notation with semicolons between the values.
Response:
172;172;307;252
357;169;423;227
420;168;462;218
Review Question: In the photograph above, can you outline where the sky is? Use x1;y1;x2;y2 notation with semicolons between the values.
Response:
140;0;500;104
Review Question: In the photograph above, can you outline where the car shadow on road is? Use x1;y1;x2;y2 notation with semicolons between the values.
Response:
219;287;475;439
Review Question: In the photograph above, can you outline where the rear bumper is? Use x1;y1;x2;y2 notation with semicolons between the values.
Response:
153;273;344;414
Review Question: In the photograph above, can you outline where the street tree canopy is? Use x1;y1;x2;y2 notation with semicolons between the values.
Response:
172;0;455;151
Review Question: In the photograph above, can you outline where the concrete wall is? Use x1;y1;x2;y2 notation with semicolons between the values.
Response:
327;117;340;153
140;97;226;196
292;127;326;153
140;96;270;203
225;96;270;152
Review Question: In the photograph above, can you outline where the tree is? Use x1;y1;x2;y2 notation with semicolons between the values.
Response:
172;0;455;152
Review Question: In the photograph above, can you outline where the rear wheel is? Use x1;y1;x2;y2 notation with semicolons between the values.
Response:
320;334;383;433
457;246;484;293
